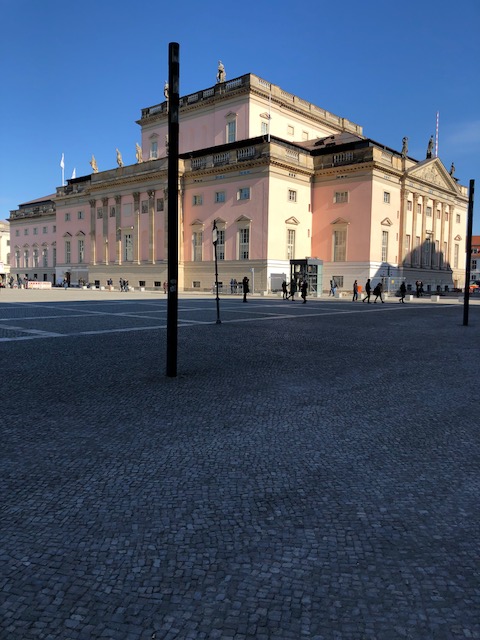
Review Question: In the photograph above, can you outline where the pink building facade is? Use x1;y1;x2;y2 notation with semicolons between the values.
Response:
8;72;468;293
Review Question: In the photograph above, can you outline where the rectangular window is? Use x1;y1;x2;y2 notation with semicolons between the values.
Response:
150;140;158;159
65;241;71;264
334;191;348;204
78;210;84;220
227;120;236;143
445;212;449;222
437;209;441;219
15;230;19;237
239;228;250;260
141;200;148;214
261;121;268;136
407;201;412;211
97;207;103;219
215;191;225;203
417;203;422;214
42;248;48;267
33;249;39;268
156;198;164;212
53;225;56;232
287;125;294;135
24;229;29;236
43;226;48;233
237;187;250;201
472;260;477;270
383;192;390;204
333;229;346;261
217;230;225;260
456;214;461;224
193;195;203;206
454;244;459;268
24;249;29;268
192;231;203;261
65;212;71;221
287;229;295;260
78;239;85;264
15;250;20;268
382;230;389;262
426;206;432;217
288;190;297;202
33;227;38;235
124;234;133;261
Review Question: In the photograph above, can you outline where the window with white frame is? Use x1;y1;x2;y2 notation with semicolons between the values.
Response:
334;191;348;204
383;192;391;204
15;250;20;268
193;194;203;206
261;121;268;136
124;234;133;261
78;211;84;220
417;203;422;214
192;231;203;261
227;119;236;144
78;239;85;263
33;227;38;235
24;249;29;267
381;231;388;262
426;206;432;217
288;190;297;203
65;212;71;221
42;248;48;267
456;214;461;224
156;198;164;212
33;248;39;267
24;229;28;236
65;241;71;264
215;191;225;204
216;229;225;260
237;187;250;201
150;139;158;159
238;227;250;260
15;230;19;237
472;259;477;270
333;229;346;261
287;229;295;260
407;201;412;211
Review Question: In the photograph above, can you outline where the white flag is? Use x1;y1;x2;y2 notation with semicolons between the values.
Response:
60;153;65;169
71;168;76;179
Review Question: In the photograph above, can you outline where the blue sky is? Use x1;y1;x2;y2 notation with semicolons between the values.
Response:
1;0;479;231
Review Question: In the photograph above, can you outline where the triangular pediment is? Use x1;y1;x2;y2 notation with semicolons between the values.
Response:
331;217;349;225
381;217;393;226
63;232;72;237
236;215;252;223
407;158;457;191
454;234;462;241
285;216;299;225
76;231;85;237
190;218;204;227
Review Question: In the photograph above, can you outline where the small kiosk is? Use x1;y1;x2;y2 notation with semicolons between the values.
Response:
289;258;323;298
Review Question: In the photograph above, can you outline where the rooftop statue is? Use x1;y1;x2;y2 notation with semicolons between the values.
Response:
426;135;434;159
216;60;226;84
135;142;143;164
164;81;169;100
401;136;408;158
450;162;455;177
90;155;98;173
116;148;124;168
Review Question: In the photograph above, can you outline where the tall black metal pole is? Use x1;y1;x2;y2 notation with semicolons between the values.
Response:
463;179;475;327
166;43;179;376
212;220;221;324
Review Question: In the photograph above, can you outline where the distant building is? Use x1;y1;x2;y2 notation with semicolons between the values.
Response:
471;236;480;284
7;72;468;292
0;220;11;286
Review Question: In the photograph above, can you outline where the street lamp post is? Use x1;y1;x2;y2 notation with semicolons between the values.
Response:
212;220;221;324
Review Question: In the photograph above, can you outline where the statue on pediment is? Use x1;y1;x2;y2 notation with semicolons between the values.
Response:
135;142;143;163
426;135;434;159
450;162;455;177
401;136;408;158
216;60;226;84
90;155;98;173
116;149;124;168
164;81;169;100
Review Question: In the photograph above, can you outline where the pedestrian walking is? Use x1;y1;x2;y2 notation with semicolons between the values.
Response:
289;278;297;301
352;280;359;302
373;282;384;303
242;276;249;302
399;281;407;303
281;280;288;300
363;278;371;303
300;279;308;304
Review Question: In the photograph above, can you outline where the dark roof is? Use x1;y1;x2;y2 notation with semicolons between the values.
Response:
19;194;56;207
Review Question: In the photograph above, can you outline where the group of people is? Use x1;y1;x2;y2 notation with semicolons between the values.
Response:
281;278;308;303
119;278;129;292
229;278;239;294
353;278;408;303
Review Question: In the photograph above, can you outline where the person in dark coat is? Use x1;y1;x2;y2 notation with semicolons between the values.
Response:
282;280;288;299
352;280;358;302
289;278;297;301
373;282;384;303
300;279;308;304
363;278;371;303
242;276;249;302
399;281;407;303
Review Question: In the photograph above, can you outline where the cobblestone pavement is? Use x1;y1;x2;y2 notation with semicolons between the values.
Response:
1;291;479;639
